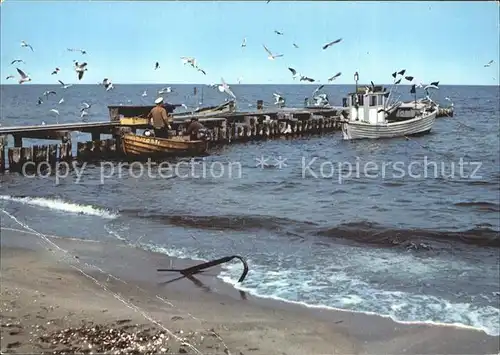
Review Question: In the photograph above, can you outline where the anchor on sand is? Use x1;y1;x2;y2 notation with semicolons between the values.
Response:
157;255;249;283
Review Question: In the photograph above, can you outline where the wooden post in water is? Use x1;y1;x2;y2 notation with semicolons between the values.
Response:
0;137;5;173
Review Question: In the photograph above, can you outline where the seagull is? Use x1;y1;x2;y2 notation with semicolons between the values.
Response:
43;90;56;98
263;45;283;60
51;67;60;75
102;78;113;91
155;62;160;70
5;75;14;80
142;90;147;97
405;76;414;82
81;102;92;111
21;41;34;51
328;72;342;82
74;62;88;80
59;98;64;104
16;68;31;84
219;77;236;99
429;81;439;87
158;87;171;94
241;38;246;47
312;84;324;96
181;56;196;67
288;67;298;79
273;93;285;105
322;38;342;50
274;30;284;35
293;43;299;48
197;67;206;75
37;97;43;105
58;80;72;89
81;110;89;119
484;60;494;67
397;69;406;76
300;76;315;82
49;109;60;115
67;48;86;54
394;78;402;85
11;59;25;65
237;77;243;84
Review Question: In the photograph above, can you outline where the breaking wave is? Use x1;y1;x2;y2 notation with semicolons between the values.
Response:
0;195;118;219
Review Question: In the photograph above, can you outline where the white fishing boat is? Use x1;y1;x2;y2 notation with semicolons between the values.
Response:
341;84;438;140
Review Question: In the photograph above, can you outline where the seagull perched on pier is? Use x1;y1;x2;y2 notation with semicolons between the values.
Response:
484;60;494;67
51;67;60;75
263;45;283;60
11;59;25;65
16;68;31;84
74;62;88;80
322;38;342;50
58;80;72;89
328;72;342;82
67;48;86;54
21;41;34;51
154;62;160;70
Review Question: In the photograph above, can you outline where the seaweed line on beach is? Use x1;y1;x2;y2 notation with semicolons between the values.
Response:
0;208;235;355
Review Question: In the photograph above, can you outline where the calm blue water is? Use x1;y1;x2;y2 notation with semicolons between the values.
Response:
1;84;499;335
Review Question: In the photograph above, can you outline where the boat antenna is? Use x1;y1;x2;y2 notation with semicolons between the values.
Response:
354;71;359;118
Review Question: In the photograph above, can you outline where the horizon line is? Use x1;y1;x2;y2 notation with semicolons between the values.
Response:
0;83;497;87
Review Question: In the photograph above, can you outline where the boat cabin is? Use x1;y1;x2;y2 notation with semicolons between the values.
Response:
342;86;388;124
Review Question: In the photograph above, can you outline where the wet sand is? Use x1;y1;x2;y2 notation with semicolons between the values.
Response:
1;227;498;354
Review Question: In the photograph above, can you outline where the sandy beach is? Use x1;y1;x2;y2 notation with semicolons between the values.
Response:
1;227;498;355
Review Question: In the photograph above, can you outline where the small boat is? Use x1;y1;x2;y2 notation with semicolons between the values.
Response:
121;133;208;158
172;100;235;118
341;86;438;140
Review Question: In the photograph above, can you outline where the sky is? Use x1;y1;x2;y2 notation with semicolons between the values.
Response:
0;1;499;85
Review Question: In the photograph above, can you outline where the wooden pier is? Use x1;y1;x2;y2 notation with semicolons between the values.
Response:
0;102;345;173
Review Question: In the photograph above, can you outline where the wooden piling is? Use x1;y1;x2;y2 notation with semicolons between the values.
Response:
0;142;4;173
7;148;23;173
58;142;72;162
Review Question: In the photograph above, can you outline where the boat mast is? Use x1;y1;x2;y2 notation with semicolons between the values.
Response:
354;71;359;119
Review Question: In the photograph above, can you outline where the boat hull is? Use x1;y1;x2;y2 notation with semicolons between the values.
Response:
341;108;437;140
121;133;208;159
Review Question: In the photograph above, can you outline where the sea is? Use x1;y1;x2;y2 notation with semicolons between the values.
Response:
0;83;499;336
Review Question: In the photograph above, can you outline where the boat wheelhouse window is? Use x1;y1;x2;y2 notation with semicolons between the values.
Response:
357;94;364;106
378;95;384;106
369;95;377;106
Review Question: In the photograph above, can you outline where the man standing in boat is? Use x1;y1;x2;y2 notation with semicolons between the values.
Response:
147;97;171;138
185;117;205;140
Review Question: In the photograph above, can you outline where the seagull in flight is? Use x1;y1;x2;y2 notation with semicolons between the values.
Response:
16;68;31;84
21;41;34;51
155;62;160;70
43;90;57;99
49;109;60;116
263;45;283;60
58;98;64;104
300;75;315;82
312;84;325;96
288;67;299;80
102;78;114;91
58;80;72;89
273;93;285;105
67;48;87;54
181;56;196;67
51;67;60;75
37;97;43;105
274;30;284;35
293;43;299;48
74;62;88;80
241;38;246;47
328;72;342;82
158;87;172;94
197;67;207;75
142;90;147;97
219;78;236;99
484;60;494;67
5;75;14;80
11;59;25;65
322;38;342;50
80;102;92;118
